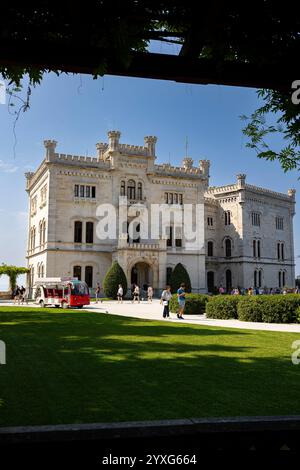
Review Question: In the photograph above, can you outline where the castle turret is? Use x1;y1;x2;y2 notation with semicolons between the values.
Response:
44;140;57;161
199;159;210;176
236;173;246;189
182;157;194;170
108;130;121;151
288;188;296;199
144;136;157;157
96;142;107;161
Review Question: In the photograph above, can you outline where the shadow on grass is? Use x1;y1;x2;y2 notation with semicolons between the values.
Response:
0;308;300;427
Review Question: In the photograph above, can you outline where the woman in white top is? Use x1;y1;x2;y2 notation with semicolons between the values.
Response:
147;286;153;302
160;285;172;318
117;284;123;303
132;285;140;303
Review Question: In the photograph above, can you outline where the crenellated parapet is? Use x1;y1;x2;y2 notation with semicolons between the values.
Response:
44;140;57;161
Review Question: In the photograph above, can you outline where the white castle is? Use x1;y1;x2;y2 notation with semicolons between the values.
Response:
25;131;296;294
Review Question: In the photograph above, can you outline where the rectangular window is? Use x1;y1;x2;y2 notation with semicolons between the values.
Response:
179;194;183;205
174;194;178;204
74;221;82;243
86;186;91;198
80;185;85;198
169;193;173;204
85;266;93;288
73;266;82;281
91;186;96;198
276;216;284;230
251;212;261;227
167;226;173;247
74;185;79;197
86;222;94;244
164;193;168;204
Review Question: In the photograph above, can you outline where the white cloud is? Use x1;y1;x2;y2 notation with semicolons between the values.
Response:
0;160;18;173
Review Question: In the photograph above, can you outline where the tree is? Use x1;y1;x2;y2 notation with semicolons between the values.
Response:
169;263;191;294
241;87;300;176
0;264;30;292
103;261;127;299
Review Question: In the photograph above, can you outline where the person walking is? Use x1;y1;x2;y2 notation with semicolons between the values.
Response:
117;284;123;303
13;285;20;305
160;285;172;318
95;283;102;303
147;286;153;302
177;283;186;319
132;284;140;303
20;286;26;305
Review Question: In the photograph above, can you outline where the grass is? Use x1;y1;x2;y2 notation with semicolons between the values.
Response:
0;306;300;427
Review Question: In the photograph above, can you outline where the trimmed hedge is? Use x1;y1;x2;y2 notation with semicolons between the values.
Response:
169;293;209;315
205;295;240;319
103;261;127;299
238;295;300;324
205;294;300;324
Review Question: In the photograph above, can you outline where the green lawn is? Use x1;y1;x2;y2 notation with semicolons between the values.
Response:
0;306;300;427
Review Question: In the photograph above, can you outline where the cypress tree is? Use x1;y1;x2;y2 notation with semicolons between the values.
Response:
103;261;127;299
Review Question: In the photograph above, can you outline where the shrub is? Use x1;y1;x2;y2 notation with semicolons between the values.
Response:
296;307;300;324
237;295;300;323
169;263;192;293
103;261;127;299
237;297;264;322
205;295;239;319
169;293;209;315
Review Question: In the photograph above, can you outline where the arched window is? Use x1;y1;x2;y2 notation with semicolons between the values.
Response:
207;241;214;257
257;240;261;258
127;180;136;200
37;263;41;278
254;270;257;288
137;182;143;200
40;263;44;278
85;266;93;288
39;222;43;246
166;267;173;284
278;271;282;288
207;271;214;293
253;240;256;257
258;270;262;288
225;238;231;257
226;270;232;292
42;220;46;245
73;266;82;281
74;221;82;243
120;180;126;196
86;222;94;244
282;271;286;287
281;243;284;261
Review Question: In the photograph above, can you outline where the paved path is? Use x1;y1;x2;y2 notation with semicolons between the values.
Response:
85;299;300;333
1;300;300;332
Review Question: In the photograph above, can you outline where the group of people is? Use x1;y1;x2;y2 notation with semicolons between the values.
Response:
218;285;300;296
130;284;154;303
12;285;27;305
160;283;186;320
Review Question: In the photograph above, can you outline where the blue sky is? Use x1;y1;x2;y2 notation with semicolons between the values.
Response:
0;68;299;288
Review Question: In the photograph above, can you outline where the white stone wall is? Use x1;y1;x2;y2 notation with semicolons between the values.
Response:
26;133;296;294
